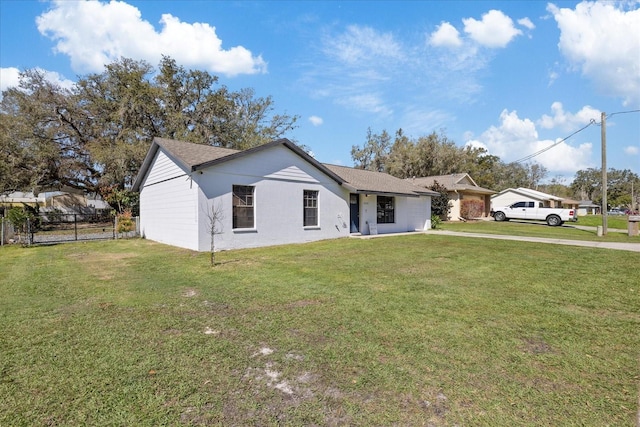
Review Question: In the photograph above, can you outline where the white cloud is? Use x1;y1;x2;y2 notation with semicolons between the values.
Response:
466;109;593;174
548;1;640;106
429;22;462;47
547;69;560;87
1;67;75;99
463;10;523;48
336;93;393;117
624;146;639;155
538;102;601;131
324;25;404;65
517;17;536;30
400;107;452;136
309;115;323;126
0;67;20;93
35;0;266;76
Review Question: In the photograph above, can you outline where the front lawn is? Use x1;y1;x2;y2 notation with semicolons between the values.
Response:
1;237;638;425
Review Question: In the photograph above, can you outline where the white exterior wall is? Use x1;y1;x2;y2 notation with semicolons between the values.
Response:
358;194;431;235
491;192;539;209
194;145;350;251
138;150;200;250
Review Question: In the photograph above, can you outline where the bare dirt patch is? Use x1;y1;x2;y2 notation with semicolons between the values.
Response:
521;337;555;355
67;252;138;280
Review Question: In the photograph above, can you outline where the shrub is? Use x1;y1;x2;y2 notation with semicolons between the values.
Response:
116;209;135;233
429;181;451;220
430;214;442;229
460;199;485;219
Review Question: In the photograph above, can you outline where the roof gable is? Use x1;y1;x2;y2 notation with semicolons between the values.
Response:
492;187;563;201
133;137;343;191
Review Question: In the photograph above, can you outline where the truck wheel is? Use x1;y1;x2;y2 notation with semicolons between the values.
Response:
547;215;561;226
494;211;506;222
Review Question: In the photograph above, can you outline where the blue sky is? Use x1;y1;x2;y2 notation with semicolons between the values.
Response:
1;0;639;183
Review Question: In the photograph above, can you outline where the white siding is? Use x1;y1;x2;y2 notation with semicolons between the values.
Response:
139;143;435;251
491;191;539;209
138;150;200;250
194;145;350;251
359;194;431;235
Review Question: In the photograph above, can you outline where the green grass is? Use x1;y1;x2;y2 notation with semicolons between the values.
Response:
1;237;639;426
440;216;638;242
575;214;630;229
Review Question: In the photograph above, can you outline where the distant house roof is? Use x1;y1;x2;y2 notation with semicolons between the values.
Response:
323;164;439;197
491;187;564;201
0;192;46;205
561;198;580;205
411;173;496;195
133;138;438;197
579;200;600;208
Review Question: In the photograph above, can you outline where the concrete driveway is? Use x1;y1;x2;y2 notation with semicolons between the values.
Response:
352;228;640;252
425;229;640;252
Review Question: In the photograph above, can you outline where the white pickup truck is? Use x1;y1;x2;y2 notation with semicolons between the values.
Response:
491;201;578;226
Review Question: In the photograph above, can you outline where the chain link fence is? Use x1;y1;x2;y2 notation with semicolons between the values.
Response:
1;213;139;246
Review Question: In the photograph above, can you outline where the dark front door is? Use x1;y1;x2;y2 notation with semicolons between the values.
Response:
349;193;360;232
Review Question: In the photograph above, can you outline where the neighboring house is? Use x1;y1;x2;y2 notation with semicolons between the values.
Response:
132;137;438;252
560;198;580;211
411;174;496;220
44;191;111;214
491;187;564;209
578;200;600;216
0;192;46;209
0;190;111;216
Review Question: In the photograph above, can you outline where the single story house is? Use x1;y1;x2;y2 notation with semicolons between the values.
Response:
410;173;496;220
0;190;110;215
44;191;111;214
132;137;438;252
0;191;46;209
491;187;564;209
578;200;600;216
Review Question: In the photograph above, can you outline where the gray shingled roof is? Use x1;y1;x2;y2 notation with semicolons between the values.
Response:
154;137;239;169
134;137;438;198
411;173;495;195
323;164;438;197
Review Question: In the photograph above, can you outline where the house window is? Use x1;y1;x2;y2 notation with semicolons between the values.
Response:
303;190;318;227
233;185;254;229
377;196;394;224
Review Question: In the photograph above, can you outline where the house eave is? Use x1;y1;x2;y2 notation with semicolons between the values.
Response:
351;190;422;198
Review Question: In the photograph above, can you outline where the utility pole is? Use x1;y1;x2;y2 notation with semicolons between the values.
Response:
601;112;607;236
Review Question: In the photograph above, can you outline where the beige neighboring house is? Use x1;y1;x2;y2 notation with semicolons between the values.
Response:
411;173;496;220
45;191;111;214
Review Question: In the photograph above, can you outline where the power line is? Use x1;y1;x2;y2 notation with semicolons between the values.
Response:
514;119;596;163
513;109;640;164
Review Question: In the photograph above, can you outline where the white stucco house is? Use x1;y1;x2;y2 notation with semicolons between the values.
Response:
132;137;438;252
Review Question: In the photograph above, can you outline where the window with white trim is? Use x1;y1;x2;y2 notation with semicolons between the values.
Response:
303;190;319;227
233;185;254;228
